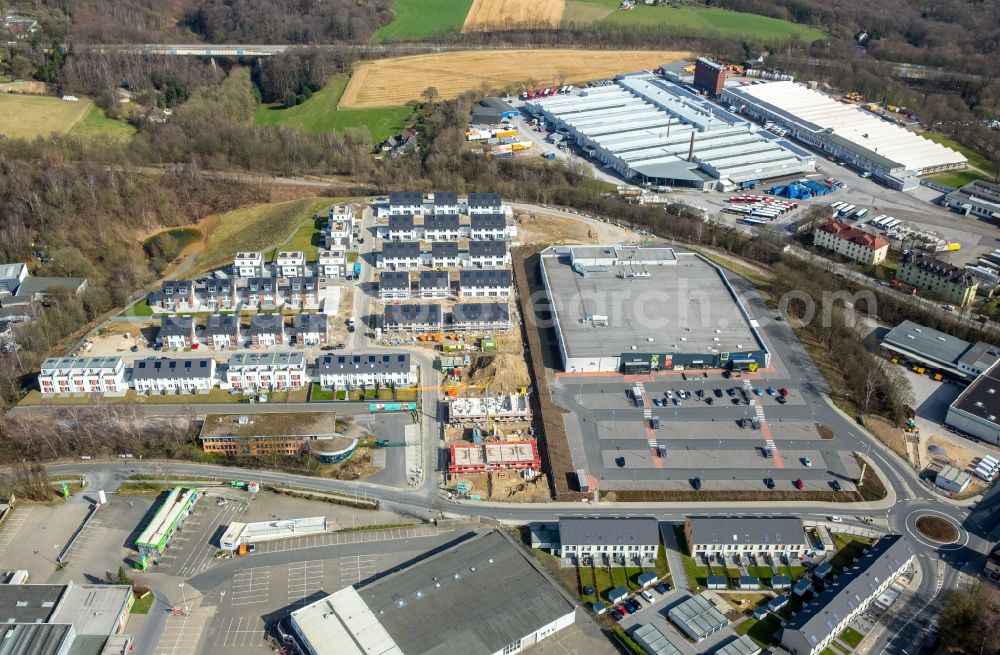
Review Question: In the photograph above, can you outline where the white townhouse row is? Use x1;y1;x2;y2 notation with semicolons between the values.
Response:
380;191;510;217
40;351;415;397
314;353;416;390
38;356;128;395
378;240;511;271
225;352;308;391
381;213;515;242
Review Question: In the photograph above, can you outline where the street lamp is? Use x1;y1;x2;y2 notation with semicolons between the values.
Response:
178;583;188;615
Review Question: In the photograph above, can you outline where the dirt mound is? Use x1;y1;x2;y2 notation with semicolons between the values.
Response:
469;353;530;394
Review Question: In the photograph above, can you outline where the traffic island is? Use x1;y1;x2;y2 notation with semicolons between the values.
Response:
915;515;959;543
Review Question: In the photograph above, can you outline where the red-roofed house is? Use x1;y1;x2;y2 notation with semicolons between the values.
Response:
813;221;890;266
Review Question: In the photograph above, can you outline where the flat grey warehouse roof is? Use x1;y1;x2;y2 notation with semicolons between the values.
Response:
358;530;576;655
541;245;761;360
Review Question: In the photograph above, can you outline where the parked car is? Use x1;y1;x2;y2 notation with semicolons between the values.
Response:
621;603;635;615
831;480;842;491
673;397;682;406
705;397;714;405
731;398;741;405
776;395;787;404
610;608;624;620
627;599;642;611
640;590;655;603
830;516;843;523
766;386;775;395
616;457;626;468
802;457;812;467
714;388;723;398
764;477;775;489
654;582;671;594
726;387;736;396
695;389;704;398
793;478;804;489
779;388;790;397
692;477;702;490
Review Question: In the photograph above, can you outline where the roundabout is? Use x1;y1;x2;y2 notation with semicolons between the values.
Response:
905;508;968;550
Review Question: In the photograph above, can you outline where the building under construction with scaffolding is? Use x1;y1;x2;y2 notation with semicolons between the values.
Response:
539;245;770;373
447;393;532;424
448;440;541;474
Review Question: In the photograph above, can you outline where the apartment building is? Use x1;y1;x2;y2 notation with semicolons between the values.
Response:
132;358;217;394
284;277;319;309
317;249;345;278
38;356;127;395
418;270;451;299
244;277;280;310
450;302;511;332
685;516;808;559
387;215;417;241
291;313;328;346
202;279;237;311
233;252;264;278
430;241;461;268
781;535;914;655
388;191;426;216
430;191;460;214
226;352;308;391
275;251;307;278
314;353;415;389
249;314;285;347
466;191;505;215
380;241;422;270
378;271;411;300
324;204;354;248
469;213;510;240
158;316;196;349
423;214;461;241
458;269;513;299
468;240;510;268
381;304;443;332
813;221;890;266
897;251;979;307
553;517;660;562
155;280;197;312
202;314;241;349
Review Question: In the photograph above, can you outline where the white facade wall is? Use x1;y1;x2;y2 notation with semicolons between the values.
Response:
39;362;127;395
487;611;576;655
227;364;308;390
318;250;345;278
276;252;306;278
234;252;264;277
814;229;888;265
382;256;421;271
317;367;415;389
945;407;1000;445
470;227;509;240
460;285;512;299
424;227;462;241
468;253;511;268
133;367;216;394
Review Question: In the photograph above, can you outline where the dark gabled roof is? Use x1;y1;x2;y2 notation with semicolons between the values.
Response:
286;276;318;292
468;240;508;257
246;277;277;292
459;269;512;288
431;241;460;257
382;241;421;259
357;530;576;655
451;302;510;325
316;352;411;375
470;213;507;230
159;316;194;336
133;357;214;380
383;304;442;326
901;251;977;287
419;270;450;289
203;314;240;336
481;98;516;114
203;279;233;293
686;516;806;546
161;280;194;295
389;214;416;230
431;191;458;206
379;271;411;290
558;516;660;547
249;313;285;335
389;191;424;206
423;214;461;230
293;313;327;333
783;536;913;645
467;192;503;208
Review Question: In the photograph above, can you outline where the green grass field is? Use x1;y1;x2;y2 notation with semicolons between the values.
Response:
564;1;825;42
373;0;474;42
839;627;864;648
922;131;999;187
254;74;412;143
194;197;332;274
68;103;136;142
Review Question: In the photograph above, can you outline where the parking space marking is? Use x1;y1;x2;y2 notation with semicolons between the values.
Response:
231;566;270;607
0;508;32;556
173;501;248;578
156;607;214;655
288;560;325;607
340;555;375;585
212;615;267;648
255;525;452;555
